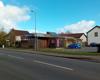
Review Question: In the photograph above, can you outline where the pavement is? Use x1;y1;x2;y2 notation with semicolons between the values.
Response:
0;48;100;63
0;49;100;80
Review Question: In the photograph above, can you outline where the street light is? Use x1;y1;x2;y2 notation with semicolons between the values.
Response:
31;10;37;51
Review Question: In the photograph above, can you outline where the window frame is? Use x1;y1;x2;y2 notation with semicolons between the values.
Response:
94;32;98;37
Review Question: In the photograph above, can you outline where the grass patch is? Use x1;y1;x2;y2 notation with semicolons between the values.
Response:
1;47;100;56
38;48;100;56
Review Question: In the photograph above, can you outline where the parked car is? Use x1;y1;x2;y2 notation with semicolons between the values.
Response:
90;43;97;47
68;43;81;49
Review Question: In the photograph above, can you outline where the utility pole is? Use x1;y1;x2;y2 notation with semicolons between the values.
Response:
31;10;37;51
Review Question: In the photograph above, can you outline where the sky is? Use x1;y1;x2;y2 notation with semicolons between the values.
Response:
0;0;100;33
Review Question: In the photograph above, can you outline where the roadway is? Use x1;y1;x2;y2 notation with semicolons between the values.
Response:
0;49;100;80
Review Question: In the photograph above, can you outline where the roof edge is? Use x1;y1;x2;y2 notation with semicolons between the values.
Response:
87;25;100;34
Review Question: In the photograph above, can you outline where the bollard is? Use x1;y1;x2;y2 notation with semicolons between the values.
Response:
2;45;4;48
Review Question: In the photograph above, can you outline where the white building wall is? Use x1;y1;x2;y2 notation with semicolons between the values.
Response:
80;35;87;42
88;27;100;45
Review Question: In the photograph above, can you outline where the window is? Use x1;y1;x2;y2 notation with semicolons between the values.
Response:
94;32;98;37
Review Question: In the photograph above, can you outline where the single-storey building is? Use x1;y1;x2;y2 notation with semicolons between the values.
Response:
59;33;87;47
6;29;87;48
6;29;63;48
6;29;50;48
6;29;30;47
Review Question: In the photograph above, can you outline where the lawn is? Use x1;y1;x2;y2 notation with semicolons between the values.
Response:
39;48;100;56
1;47;100;56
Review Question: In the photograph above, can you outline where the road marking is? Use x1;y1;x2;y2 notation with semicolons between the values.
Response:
34;60;73;71
7;55;24;59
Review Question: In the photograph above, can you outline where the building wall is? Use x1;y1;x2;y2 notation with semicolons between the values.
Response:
21;39;35;48
88;27;100;45
37;39;48;48
80;34;87;42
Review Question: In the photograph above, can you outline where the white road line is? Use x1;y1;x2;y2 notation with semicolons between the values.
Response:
34;60;73;71
7;55;24;59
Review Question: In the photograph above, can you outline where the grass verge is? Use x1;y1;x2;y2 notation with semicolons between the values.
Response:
39;48;100;56
1;47;100;56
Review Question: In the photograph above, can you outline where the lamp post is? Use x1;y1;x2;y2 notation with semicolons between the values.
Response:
31;10;37;51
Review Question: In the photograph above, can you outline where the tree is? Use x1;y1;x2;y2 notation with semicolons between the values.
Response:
0;28;7;47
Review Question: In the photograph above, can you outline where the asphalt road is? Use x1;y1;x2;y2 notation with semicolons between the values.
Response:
0;49;100;80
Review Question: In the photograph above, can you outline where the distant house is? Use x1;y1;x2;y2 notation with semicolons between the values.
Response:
6;29;29;47
6;29;87;48
59;33;87;47
87;26;100;45
6;29;62;48
47;32;67;48
46;32;59;48
6;29;48;48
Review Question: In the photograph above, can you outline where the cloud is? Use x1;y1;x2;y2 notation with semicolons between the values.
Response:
0;1;30;32
57;20;96;34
